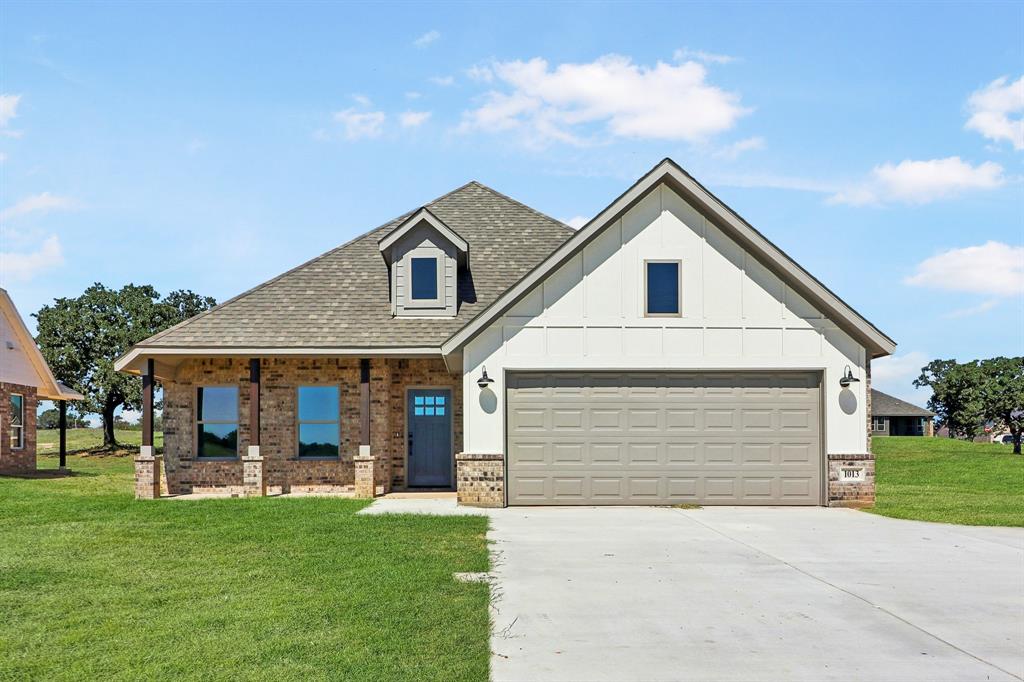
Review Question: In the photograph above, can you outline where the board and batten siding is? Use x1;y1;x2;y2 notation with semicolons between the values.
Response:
391;222;458;317
462;182;870;456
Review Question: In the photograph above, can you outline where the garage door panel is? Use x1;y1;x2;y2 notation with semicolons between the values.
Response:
507;371;821;506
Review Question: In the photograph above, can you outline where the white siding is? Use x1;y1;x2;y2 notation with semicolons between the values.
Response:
463;183;869;457
0;306;44;388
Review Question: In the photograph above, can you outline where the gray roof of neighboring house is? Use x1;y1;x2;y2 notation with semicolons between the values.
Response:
137;182;575;349
871;389;934;417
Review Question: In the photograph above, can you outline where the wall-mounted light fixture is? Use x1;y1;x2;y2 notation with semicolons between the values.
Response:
477;366;495;389
839;365;860;388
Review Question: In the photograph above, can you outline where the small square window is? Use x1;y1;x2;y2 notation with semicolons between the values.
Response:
425;407;435;416
436;396;445;406
414;406;424;416
411;257;438;300
645;261;680;315
415;396;424;405
425;396;435;405
436;407;445;416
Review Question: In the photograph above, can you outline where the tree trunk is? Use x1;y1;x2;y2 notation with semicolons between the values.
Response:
1014;432;1021;456
102;397;119;448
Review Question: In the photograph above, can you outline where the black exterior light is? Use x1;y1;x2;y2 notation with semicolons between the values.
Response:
477;366;495;389
839;365;860;388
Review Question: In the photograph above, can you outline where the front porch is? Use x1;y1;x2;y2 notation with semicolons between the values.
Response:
132;356;465;499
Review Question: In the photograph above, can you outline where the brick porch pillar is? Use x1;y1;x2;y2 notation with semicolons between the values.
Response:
134;359;161;499
243;358;266;497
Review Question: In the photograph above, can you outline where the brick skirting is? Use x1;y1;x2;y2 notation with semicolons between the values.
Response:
456;453;505;507
827;454;876;507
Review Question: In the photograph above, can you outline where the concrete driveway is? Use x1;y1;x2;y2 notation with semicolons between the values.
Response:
488;507;1024;682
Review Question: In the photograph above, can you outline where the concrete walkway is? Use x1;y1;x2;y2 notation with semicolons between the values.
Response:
488;506;1024;682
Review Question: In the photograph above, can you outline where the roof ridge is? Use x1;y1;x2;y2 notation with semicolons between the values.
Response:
139;182;483;348
465;180;577;235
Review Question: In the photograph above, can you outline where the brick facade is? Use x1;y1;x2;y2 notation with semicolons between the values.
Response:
827;359;876;507
456;453;505;507
0;381;37;473
157;357;462;495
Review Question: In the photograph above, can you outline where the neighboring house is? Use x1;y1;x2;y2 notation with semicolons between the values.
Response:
870;389;934;437
116;159;895;507
0;289;83;473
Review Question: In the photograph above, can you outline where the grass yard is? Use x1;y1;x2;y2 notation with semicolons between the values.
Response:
37;427;164;456
0;455;490;680
870;436;1024;527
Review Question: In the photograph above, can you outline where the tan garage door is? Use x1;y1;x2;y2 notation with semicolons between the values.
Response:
506;371;822;506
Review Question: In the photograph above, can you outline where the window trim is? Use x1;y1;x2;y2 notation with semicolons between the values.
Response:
643;259;683;318
872;417;886;431
195;385;240;460
10;392;24;450
296;385;341;460
403;250;445;309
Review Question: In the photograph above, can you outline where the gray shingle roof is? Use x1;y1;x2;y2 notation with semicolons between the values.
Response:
139;182;575;349
871;389;934;417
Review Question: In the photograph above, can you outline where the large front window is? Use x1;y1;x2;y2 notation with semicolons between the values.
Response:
298;386;340;458
196;386;238;457
410;257;438;300
9;393;24;449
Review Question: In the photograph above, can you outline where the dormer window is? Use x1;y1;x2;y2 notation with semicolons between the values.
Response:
378;207;468;318
410;257;439;300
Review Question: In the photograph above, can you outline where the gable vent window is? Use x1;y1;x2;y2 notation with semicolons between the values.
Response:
410;257;439;300
645;260;681;316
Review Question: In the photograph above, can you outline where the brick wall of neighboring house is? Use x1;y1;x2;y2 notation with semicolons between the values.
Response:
827;359;875;507
159;357;462;495
0;381;37;473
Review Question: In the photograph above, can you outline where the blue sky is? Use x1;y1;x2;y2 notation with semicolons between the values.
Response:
1;1;1022;413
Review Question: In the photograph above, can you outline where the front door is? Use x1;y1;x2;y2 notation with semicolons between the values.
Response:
407;388;453;487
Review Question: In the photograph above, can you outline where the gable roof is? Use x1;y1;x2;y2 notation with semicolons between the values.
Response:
871;389;934;417
442;158;897;358
0;289;83;401
378;207;469;265
116;181;574;369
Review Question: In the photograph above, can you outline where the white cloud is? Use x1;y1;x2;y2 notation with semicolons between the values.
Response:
713;135;765;159
399;111;431;128
352;94;372;107
0;93;21;127
673;48;737;65
871;351;932;406
405;91;422;100
430;75;455;86
186;138;206;155
332;108;385;140
466;64;494;82
0;192;77;221
905;240;1024;297
0;152;6;163
965;75;1023;150
0;234;64;282
828;157;1005;205
563;216;588;229
459;54;749;147
413;30;440;48
943;299;999;318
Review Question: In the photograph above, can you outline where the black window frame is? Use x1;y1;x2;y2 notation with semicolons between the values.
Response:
296;385;341;459
195;385;239;459
644;259;682;317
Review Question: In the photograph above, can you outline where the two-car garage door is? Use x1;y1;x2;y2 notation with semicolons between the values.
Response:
506;371;822;506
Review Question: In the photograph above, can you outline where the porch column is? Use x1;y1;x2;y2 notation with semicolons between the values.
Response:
134;359;161;499
354;358;379;498
58;399;67;471
242;358;266;497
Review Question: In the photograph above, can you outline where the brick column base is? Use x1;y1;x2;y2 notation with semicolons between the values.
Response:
827;454;875;507
456;453;505;507
354;454;382;498
134;447;162;500
243;446;266;497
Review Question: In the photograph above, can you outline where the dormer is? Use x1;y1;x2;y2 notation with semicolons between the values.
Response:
378;208;468;318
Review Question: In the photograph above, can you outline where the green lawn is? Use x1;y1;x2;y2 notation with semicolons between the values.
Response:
37;427;164;456
0;455;490;680
870;436;1024;527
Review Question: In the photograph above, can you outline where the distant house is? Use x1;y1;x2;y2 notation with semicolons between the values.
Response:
871;389;934;437
0;289;83;472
